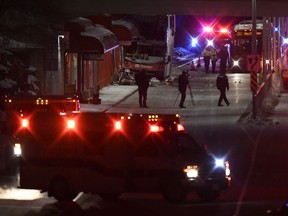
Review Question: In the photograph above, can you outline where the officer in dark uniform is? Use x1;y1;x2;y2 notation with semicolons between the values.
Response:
216;72;230;106
135;69;150;108
178;71;189;108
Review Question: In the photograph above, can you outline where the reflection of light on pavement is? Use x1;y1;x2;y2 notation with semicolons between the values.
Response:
74;192;101;210
0;188;43;200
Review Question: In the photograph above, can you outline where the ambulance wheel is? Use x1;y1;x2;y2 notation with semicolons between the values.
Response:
197;189;221;202
49;176;78;201
162;181;187;203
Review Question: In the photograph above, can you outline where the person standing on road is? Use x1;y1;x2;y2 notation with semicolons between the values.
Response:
210;47;218;73
216;72;230;106
134;69;150;108
202;46;211;73
218;45;229;73
178;71;189;108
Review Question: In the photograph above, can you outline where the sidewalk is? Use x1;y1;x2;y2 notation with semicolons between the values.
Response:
273;92;288;126
80;84;138;112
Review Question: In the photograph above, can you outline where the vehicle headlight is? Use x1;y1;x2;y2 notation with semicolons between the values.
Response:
232;59;240;67
183;165;198;179
14;143;21;157
215;158;225;168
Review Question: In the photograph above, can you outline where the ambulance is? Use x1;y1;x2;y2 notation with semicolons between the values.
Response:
8;97;231;203
0;95;79;171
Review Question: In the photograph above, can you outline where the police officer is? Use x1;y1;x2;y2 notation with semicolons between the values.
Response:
210;47;218;73
202;46;211;73
178;71;189;108
135;69;150;108
216;72;230;106
218;45;229;73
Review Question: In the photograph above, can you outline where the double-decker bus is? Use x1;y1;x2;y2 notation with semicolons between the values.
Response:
122;15;175;80
229;19;263;72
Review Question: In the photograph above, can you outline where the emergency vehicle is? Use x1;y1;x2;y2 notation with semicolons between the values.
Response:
230;19;263;72
9;99;231;203
0;95;79;172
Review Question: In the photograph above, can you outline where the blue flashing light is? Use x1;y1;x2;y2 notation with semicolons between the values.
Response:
274;27;279;32
191;37;198;47
283;37;288;45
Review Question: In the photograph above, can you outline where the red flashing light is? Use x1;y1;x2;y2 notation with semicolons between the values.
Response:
21;119;29;128
67;119;75;129
150;125;164;132
115;121;122;130
177;124;185;131
220;28;228;34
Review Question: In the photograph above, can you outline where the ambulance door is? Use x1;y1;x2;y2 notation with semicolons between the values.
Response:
130;135;165;192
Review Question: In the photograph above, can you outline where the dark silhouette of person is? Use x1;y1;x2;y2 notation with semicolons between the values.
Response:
202;46;211;73
178;71;189;108
216;72;230;106
135;70;150;108
210;47;218;73
218;45;229;73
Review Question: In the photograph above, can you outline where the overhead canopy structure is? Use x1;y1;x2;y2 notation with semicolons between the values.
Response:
86;15;140;46
64;0;288;17
64;17;119;54
112;19;140;45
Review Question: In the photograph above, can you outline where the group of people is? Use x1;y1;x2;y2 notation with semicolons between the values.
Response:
202;45;229;74
135;44;230;109
177;44;230;108
177;70;230;108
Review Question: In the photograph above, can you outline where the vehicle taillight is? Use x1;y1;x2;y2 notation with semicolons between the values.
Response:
22;119;29;128
150;125;164;132
67;119;75;129
177;124;185;131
